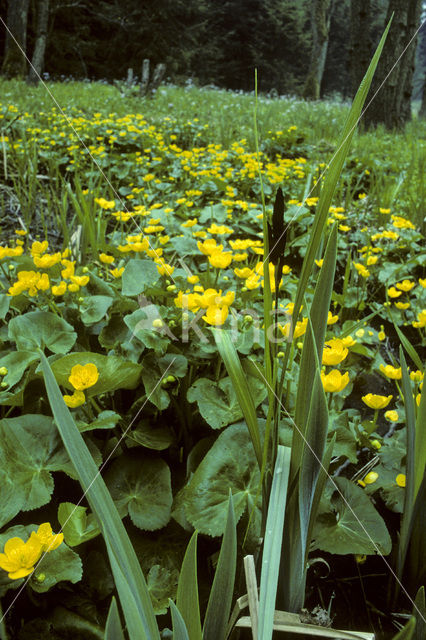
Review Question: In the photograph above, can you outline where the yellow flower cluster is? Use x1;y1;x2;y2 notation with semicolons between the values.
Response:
0;523;63;580
63;363;99;408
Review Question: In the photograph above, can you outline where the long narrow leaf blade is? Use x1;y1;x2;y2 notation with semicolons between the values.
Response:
104;597;125;640
212;329;262;468
291;19;392;329
203;493;237;640
176;532;202;640
294;224;337;465
258;445;291;640
170;600;190;640
39;351;160;640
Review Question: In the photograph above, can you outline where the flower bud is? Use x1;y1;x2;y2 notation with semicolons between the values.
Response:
0;367;8;376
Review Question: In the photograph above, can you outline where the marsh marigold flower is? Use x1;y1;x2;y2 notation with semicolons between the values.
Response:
362;394;393;410
384;410;399;422
412;310;426;328
0;534;42;579
320;369;350;392
34;523;64;552
380;364;402;380
322;338;348;366
63;390;86;408
68;363;99;391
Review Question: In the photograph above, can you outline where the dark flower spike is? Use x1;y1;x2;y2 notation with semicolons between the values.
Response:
267;187;287;294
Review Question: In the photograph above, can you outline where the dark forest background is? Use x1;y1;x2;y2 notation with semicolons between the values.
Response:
1;1;426;123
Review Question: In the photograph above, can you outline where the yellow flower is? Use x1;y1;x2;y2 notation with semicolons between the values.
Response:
202;305;229;326
34;523;64;552
320;369;350;392
279;317;308;340
99;253;115;264
353;262;370;278
63;390;86;408
413;310;426;328
33;253;61;268
395;302;410;310
187;275;199;284
181;218;198;228
396;280;415;292
52;281;67;296
384;410;399;422
409;370;423;383
419;278;426;288
363;471;379;485
207;223;233;235
322;338;348;366
395;474;406;488
379;208;390;214
380;364;402;380
95;197;115;210
315;259;323;268
208;251;233;269
327;311;339;325
30;240;49;257
197;238;222;256
387;286;402;298
362;394;393;409
110;267;125;278
0;534;43;580
378;327;386;341
68;363;99;391
342;335;356;347
70;275;90;287
391;215;415;230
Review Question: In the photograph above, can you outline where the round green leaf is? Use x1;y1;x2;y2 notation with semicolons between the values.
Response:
121;259;160;296
311;477;392;555
184;423;260;536
80;295;113;325
105;453;172;531
8;311;77;353
49;352;141;395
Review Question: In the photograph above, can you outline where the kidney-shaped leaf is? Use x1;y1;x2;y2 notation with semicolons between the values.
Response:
187;376;267;430
8;311;77;353
0;415;74;510
184;423;260;536
312;477;391;555
49;352;141;395
105;453;172;531
122;259;160;296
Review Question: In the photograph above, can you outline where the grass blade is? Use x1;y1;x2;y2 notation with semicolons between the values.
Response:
203;493;237;640
39;350;160;640
258;445;291;640
104;597;125;640
293;224;337;470
290;18;392;330
170;600;190;640
212;329;262;468
176;532;202;640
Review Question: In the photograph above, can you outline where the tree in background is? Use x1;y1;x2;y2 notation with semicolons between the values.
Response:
1;0;30;77
364;0;423;128
349;0;372;99
302;0;334;99
27;0;50;83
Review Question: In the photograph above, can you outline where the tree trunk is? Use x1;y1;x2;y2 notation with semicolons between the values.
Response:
27;0;51;84
349;0;372;99
1;0;31;78
364;0;423;129
420;74;426;117
302;0;333;100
